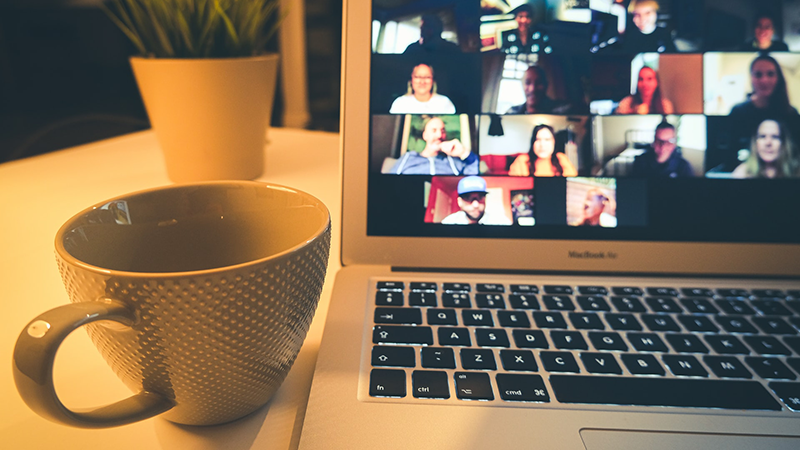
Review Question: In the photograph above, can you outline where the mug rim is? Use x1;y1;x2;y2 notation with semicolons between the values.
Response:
54;180;331;278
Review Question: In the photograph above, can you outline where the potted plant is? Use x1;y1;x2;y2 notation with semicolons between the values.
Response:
103;0;284;182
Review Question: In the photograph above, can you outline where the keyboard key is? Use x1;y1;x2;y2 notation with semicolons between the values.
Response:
611;296;646;312
751;300;793;316
752;289;785;298
704;355;752;378
663;355;708;377
646;297;683;313
752;317;797;335
533;311;568;329
786;358;800;375
716;316;758;334
442;293;471;308
580;352;623;374
497;310;531;328
409;291;437;307
421;347;456;369
628;333;668;352
477;283;505;293
544;285;573;294
621;354;665;376
745;357;797;380
412;370;449;399
641;314;680;332
372;346;416;367
612;287;643;296
476;294;506;309
578;286;608;295
374;307;422;325
769;382;800;411
588;332;628;351
681;288;714;297
508;294;540;310
647;287;679;297
443;283;470;293
427;308;458;326
577;296;611;311
499;350;538;372
705;335;750;355
550;330;589;350
377;281;404;291
665;334;709;354
543;295;575;311
496;374;550;402
511;284;539;294
744;336;792;356
437;327;471;346
717;288;750;297
550;376;781;410
569;312;605;330
373;326;433;345
605;313;643;331
369;369;406;398
716;299;756;315
677;315;719;333
475;328;510;348
512;330;549;349
540;351;581;373
787;300;800;314
462;310;494;327
680;298;719;314
784;337;800;354
460;349;497;370
410;282;437;291
376;291;404;306
454;372;494;400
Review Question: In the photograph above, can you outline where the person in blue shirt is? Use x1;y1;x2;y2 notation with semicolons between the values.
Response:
390;117;478;175
631;121;693;177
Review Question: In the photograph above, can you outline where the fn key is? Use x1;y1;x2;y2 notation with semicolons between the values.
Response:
370;369;406;398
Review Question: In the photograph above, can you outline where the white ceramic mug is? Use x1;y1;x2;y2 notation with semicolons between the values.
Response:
13;181;330;428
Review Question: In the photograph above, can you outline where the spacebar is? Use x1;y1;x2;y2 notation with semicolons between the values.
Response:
549;375;782;410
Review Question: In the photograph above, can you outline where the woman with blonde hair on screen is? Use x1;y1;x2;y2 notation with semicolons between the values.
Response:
509;124;577;177
732;118;796;178
616;66;673;115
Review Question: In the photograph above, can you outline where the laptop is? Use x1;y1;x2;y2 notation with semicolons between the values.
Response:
299;1;800;448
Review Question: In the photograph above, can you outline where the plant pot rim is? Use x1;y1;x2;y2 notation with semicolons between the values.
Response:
130;54;279;63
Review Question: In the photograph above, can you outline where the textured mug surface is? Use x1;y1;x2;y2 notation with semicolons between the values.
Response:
14;181;330;427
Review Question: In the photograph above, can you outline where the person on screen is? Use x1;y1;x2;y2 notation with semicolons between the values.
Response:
730;54;798;124
403;14;460;54
615;66;674;115
441;176;512;225
732;119;796;178
620;0;676;53
738;13;789;52
575;188;617;227
389;64;456;114
509;124;578;177
631;121;693;177
501;4;543;54
506;66;571;114
390;117;478;175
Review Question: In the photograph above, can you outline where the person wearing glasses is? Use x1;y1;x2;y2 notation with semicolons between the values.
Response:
389;63;456;114
631;121;693;177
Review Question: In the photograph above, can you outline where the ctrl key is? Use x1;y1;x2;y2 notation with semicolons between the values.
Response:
369;369;406;398
769;382;800;411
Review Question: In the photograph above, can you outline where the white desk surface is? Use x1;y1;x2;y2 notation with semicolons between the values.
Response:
0;128;342;449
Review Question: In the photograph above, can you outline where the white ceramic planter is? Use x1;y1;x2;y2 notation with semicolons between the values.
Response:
131;55;279;182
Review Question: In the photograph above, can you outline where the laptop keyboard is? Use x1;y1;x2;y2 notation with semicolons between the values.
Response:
366;280;800;412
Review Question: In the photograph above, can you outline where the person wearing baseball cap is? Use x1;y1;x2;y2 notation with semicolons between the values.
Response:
441;176;512;225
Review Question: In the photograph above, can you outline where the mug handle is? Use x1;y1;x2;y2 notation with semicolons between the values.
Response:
13;299;175;428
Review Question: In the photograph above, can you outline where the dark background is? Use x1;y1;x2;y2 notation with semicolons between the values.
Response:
0;0;342;163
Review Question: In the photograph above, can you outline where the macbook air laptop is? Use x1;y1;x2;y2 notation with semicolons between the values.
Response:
299;1;800;448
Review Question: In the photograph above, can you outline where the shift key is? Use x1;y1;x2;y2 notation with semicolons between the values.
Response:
373;325;434;345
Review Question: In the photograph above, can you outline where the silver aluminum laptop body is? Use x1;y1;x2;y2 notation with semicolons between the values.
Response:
299;1;800;448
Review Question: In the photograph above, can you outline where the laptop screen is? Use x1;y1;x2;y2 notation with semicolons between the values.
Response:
366;0;799;244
